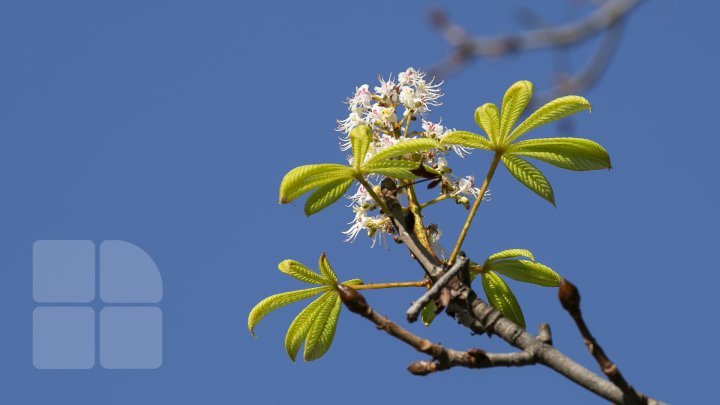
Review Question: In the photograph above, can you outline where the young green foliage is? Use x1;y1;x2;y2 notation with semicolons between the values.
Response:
278;125;439;216
247;253;363;361
440;80;611;206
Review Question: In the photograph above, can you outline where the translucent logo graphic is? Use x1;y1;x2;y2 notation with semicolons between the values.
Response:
32;240;162;369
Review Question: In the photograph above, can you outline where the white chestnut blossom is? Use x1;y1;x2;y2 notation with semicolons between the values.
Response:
336;67;492;246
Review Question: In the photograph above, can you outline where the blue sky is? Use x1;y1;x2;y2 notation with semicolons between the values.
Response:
0;1;716;403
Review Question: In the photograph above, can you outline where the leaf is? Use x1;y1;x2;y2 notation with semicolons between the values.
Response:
508;95;591;143
351;125;373;169
285;292;333;361
304;177;354;216
279;164;353;203
342;278;364;286
486;249;535;263
509;137;611;171
482;272;526;329
501;154;555;206
318;252;338;284
363;159;420;180
474;103;501;145
281;170;355;203
440;131;493;151
248;286;329;335
487;260;561;287
421;300;437;326
363;138;439;167
500;80;533;141
278;260;326;285
304;292;342;361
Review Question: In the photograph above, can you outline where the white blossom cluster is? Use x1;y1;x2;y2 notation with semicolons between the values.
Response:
336;67;491;249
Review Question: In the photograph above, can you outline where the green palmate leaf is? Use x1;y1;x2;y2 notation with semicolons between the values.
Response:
482;272;526;329
363;159;419;180
279;164;353;204
509;137;611;171
248;286;329;335
487;260;561;287
421;300;437;326
363;138;439;167
500;80;533;140
440;131;493;150
487;249;535;263
318;252;338;284
281;170;355;203
278;260;327;285
502;154;555;206
351;125;373;170
474;103;501;145
304;292;342;361
508;95;591;143
469;262;484;281
304;177;354;216
285;292;333;361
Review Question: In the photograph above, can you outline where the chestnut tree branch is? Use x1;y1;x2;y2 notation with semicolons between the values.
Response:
379;180;663;405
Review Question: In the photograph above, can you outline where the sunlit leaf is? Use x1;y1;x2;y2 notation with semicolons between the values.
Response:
363;159;419;180
482;272;526;329
279;164;354;204
502;154;555;206
363;138;439;167
440;131;493;151
318;252;338;284
487;260;561;287
304;292;342;361
248;286;329;335
509;137;611;171
421;300;437;326
304;177;354;216
285;292;333;361
474;103;501;145
351;125;373;170
508;95;591;143
500;80;533;141
278;260;327;285
487;249;535;263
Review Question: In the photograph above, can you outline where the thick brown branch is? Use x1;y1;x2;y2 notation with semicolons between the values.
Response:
379;180;662;404
559;279;645;404
406;256;468;323
337;285;537;376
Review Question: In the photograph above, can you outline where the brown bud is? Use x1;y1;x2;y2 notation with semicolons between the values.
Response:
337;285;369;315
558;278;581;312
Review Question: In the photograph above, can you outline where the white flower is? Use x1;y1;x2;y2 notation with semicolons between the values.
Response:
398;67;419;86
367;103;397;126
455;176;491;200
399;86;417;110
346;185;374;206
349;84;372;110
374;77;397;102
433;123;471;158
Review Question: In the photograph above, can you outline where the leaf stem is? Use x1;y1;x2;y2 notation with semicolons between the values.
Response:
447;152;502;265
351;281;426;290
419;193;450;209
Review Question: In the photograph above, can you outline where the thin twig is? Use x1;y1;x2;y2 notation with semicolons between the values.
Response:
406;256;468;323
558;278;645;403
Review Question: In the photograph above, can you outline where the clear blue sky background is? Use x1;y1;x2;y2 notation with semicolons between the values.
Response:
0;1;715;403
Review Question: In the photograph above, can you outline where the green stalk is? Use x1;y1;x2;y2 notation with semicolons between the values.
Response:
447;152;502;265
419;194;450;209
351;281;426;290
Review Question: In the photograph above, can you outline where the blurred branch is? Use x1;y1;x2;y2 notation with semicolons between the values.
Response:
373;180;663;405
337;284;540;376
427;0;642;99
559;279;645;403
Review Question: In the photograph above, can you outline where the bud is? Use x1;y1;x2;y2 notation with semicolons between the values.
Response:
337;285;369;315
